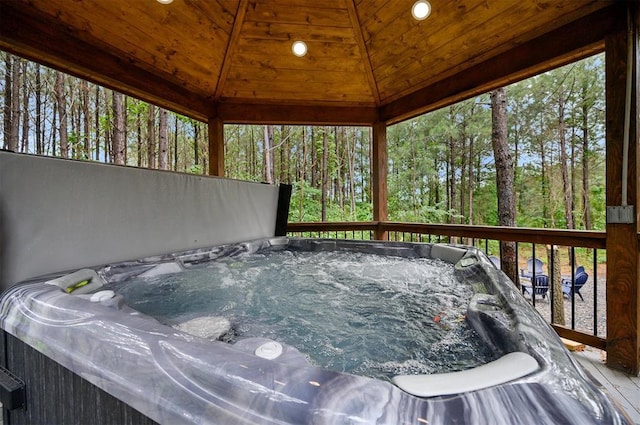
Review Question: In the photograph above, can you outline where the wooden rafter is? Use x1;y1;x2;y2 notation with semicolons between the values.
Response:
215;0;250;99
346;0;381;105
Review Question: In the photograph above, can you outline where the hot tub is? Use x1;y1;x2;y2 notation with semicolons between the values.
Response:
0;238;630;424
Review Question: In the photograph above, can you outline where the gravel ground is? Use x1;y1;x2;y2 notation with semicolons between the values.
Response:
522;274;607;337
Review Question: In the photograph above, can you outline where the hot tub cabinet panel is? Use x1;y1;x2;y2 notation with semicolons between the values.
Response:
0;238;631;425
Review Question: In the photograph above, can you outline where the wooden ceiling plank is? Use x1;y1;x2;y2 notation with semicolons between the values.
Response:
0;2;215;122
226;66;369;84
215;0;250;99
221;75;374;101
223;80;372;99
346;0;381;105
379;4;623;124
354;0;393;26
358;0;410;40
372;0;610;99
241;21;356;42
186;0;238;30
26;0;228;97
367;0;511;68
245;1;351;27
218;103;378;125
231;38;365;73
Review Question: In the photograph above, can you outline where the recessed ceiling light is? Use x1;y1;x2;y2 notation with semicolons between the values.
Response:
292;41;307;57
412;0;431;21
157;0;174;4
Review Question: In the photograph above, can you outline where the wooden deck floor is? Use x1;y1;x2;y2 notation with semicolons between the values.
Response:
573;347;640;424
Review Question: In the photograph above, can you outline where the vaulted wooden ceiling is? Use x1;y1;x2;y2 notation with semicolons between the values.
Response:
0;0;625;125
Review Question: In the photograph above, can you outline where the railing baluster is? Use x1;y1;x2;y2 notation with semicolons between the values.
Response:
550;244;555;324
593;249;598;337
570;247;576;330
531;244;537;308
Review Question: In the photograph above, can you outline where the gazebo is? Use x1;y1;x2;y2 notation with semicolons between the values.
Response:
0;0;638;376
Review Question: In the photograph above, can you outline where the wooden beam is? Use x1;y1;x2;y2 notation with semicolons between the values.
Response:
380;3;625;125
0;1;215;122
214;0;249;99
372;122;388;240
552;325;606;351
346;0;380;105
218;102;378;125
208;117;225;177
605;7;639;375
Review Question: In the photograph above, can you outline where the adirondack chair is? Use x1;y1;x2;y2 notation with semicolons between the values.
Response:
489;256;501;269
522;274;549;301
520;258;545;279
562;269;589;301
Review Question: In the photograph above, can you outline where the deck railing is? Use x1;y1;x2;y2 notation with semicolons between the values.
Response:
287;221;607;351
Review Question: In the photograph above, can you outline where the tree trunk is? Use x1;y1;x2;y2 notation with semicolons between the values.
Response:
136;105;142;167
321;127;329;221
94;86;101;161
3;54;12;150
174;115;179;171
468;135;474;225
490;88;518;287
193;119;199;168
20;59;29;153
549;245;565;325
147;104;156;168
81;79;90;159
447;107;456;225
280;125;287;183
299;126;307;221
411;127;418;218
311;127;318;189
51;95;57;156
539;113;550;226
459;122;467;225
334;127;342;209
158;108;168;170
8;56;21;152
35;63;43;155
263;125;274;183
54;71;68;158
558;93;574;229
581;85;592;230
71;98;79;159
112;91;125;165
123;97;128;165
346;131;357;219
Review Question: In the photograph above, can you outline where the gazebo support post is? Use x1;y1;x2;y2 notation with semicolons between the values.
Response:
208;116;225;177
605;5;639;376
372;121;388;240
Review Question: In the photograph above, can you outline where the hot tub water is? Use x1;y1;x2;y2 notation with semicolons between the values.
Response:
110;249;498;380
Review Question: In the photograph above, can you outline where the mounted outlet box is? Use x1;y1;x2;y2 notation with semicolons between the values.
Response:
606;205;635;224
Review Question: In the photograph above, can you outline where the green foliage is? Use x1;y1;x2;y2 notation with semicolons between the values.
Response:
1;51;607;231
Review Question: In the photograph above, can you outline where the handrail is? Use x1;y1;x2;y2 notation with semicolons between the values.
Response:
287;221;607;249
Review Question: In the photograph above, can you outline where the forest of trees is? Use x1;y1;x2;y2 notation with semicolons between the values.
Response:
1;51;605;231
